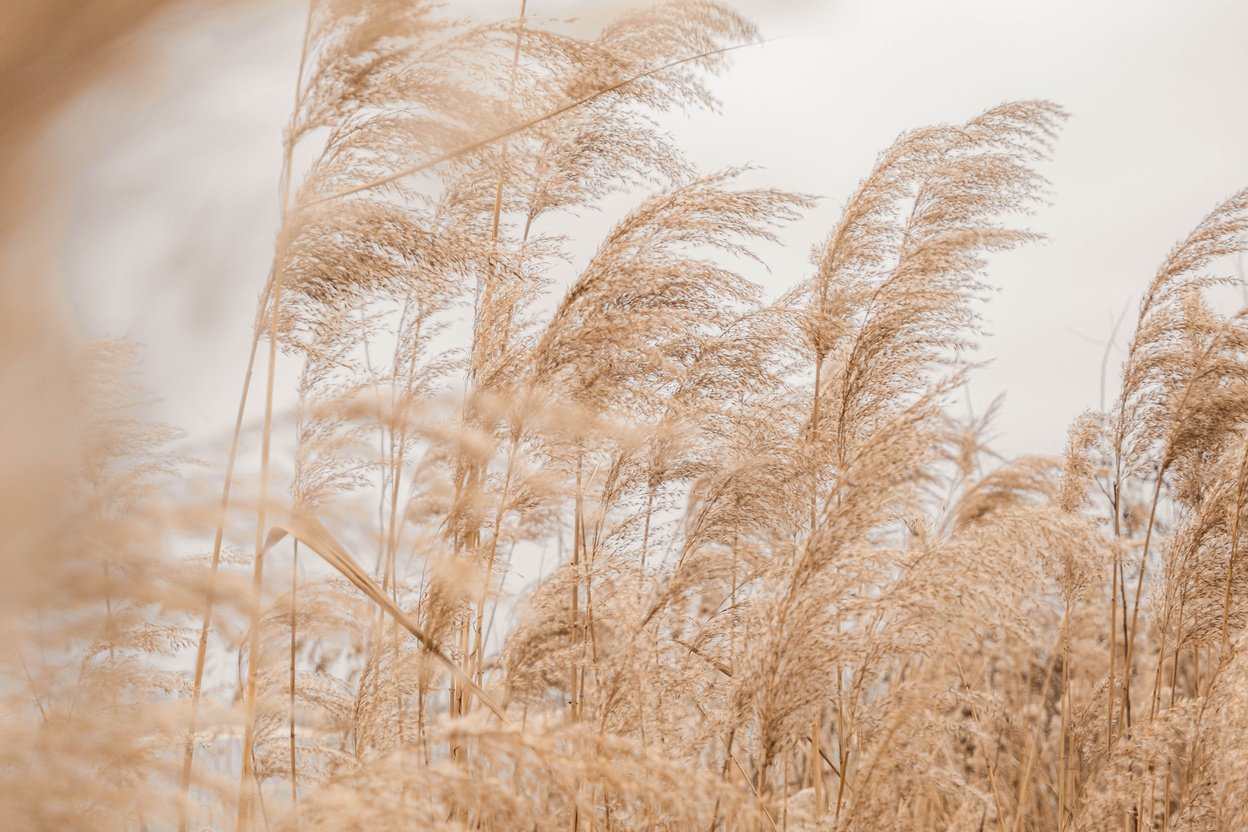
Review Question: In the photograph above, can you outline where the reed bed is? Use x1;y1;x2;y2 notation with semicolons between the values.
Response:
4;2;1248;830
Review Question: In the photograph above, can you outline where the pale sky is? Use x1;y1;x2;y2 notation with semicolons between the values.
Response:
51;0;1248;461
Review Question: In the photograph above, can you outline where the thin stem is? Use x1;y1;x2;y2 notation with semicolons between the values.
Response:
179;323;261;832
288;540;299;823
1221;438;1248;648
1122;473;1165;730
237;244;286;832
1109;481;1121;752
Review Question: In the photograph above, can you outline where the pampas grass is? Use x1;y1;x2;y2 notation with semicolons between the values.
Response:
8;2;1248;831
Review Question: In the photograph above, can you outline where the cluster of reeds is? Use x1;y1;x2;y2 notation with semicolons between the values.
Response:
6;2;1248;830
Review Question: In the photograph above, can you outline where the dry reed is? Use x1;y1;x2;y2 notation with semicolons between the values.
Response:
6;2;1248;831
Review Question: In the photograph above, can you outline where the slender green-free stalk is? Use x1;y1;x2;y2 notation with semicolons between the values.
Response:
178;321;261;832
1221;438;1248;648
289;539;299;823
236;1;314;816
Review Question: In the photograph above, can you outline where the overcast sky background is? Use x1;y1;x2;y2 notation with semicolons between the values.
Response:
48;0;1248;464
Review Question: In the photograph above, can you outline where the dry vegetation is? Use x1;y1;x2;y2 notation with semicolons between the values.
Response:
6;2;1248;830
